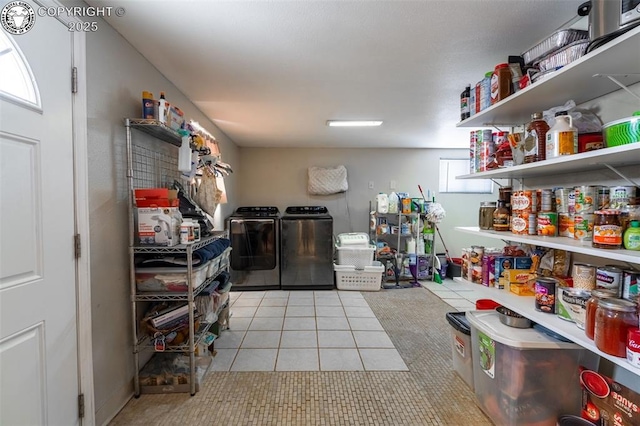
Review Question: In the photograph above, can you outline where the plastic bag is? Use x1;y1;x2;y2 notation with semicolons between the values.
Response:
543;100;603;133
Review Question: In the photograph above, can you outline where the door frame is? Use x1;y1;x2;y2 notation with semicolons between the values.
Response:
32;0;95;424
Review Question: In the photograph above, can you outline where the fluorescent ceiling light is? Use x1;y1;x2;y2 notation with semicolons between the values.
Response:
326;120;383;127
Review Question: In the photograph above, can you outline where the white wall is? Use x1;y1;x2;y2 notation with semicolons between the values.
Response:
81;15;240;425
237;147;501;258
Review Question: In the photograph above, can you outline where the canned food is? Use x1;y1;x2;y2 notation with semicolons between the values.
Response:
628;329;640;369
511;191;535;235
528;213;537;235
556;287;590;328
555;188;571;213
575;186;597;214
596;266;623;296
537;212;558;236
574;214;594;241
535;277;557;313
477;129;494;172
610;186;637;208
572;263;596;290
541;189;553;212
597;187;610;210
470;246;484;284
559;213;575;238
622;269;640;300
469;131;477;173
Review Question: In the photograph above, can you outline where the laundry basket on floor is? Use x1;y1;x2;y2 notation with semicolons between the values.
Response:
334;261;384;291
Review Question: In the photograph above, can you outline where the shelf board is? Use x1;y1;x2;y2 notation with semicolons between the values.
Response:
456;26;640;128
127;118;183;146
452;277;639;376
455;226;640;265
457;143;640;180
135;269;224;301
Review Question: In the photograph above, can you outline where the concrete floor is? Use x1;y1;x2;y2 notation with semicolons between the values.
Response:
110;285;492;425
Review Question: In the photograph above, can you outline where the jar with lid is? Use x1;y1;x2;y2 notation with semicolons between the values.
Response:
585;289;618;340
490;63;512;105
478;201;497;230
525;112;550;162
493;200;510;232
498;186;512;203
594;298;639;357
592;209;622;249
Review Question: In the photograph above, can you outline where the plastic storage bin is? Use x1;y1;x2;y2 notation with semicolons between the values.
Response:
334;261;383;291
335;245;376;268
135;262;210;292
336;232;370;247
467;310;588;426
445;312;474;390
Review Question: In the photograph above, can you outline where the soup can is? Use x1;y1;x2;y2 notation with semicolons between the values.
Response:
597;187;610;210
609;186;637;208
537;212;558;236
622;269;639;300
555;188;571;213
535;277;557;313
559;213;575;238
574;214;594;241
556;287;591;328
596;266;623;296
575;186;597;214
541;189;554;212
572;263;596;290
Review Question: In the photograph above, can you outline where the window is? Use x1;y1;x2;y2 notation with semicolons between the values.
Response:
0;31;40;108
439;158;493;193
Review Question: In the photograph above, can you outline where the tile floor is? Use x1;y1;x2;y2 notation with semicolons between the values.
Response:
212;290;408;372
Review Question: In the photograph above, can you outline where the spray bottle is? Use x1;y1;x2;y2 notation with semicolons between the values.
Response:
157;91;169;125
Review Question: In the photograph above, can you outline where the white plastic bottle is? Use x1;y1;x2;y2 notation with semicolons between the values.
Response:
157;91;169;125
546;111;577;159
376;193;389;214
388;192;399;214
178;135;192;173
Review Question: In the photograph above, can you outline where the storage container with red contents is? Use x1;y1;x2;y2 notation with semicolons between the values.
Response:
594;298;638;357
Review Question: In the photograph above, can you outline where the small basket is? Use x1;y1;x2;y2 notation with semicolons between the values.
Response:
334;261;384;291
335;245;376;268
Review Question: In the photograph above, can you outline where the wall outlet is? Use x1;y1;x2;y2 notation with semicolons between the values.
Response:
390;180;396;189
368;181;374;189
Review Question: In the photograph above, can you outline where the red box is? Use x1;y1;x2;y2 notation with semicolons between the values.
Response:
134;188;179;207
578;133;604;153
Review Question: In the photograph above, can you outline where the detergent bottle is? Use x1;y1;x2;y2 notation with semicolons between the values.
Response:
388;192;399;214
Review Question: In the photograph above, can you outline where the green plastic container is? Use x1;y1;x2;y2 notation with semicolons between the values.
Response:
603;111;640;147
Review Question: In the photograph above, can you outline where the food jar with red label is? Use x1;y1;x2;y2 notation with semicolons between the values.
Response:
594;298;638;357
592;209;622;249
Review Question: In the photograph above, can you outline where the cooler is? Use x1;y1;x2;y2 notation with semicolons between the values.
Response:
467;310;588;426
445;312;474;390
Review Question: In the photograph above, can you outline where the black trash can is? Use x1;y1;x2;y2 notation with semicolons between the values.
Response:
445;312;474;390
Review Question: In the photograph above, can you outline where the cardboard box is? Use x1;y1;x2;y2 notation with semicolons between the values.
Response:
509;281;536;296
137;206;181;246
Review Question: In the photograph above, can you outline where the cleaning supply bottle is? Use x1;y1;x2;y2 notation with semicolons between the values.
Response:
624;220;640;250
178;134;192;173
388;192;399;214
142;91;155;119
376;193;389;214
157;92;169;125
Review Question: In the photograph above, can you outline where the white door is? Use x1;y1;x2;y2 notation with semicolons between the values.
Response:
0;7;79;426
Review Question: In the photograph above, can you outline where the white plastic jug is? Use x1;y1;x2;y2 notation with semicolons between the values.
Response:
388;192;399;214
376;193;389;214
546;112;577;159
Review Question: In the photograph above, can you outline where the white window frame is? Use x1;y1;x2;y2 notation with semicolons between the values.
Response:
439;158;493;194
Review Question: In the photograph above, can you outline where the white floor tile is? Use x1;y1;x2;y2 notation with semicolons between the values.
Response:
214;330;246;349
343;306;376;318
340;298;369;307
240;331;282;348
314;297;342;306
228;317;251;331
210;348;237;371
288;290;315;299
315;306;345;317
260;298;288;307
232;298;262;307
314;290;338;297
254;306;286;317
317;330;356;348
286;305;316;317
316;316;350;330
230;349;277;371
264;290;290;298
231;306;258;318
248;317;284;331
359;348;408;371
348;317;384;331
319;349;363;371
283;317;316;330
448;301;477;311
239;291;266;299
337;291;364;299
276;349;320;371
353;331;395;348
280;330;318;348
287;298;314;306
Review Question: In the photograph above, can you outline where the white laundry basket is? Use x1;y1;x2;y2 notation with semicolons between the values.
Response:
334;261;384;291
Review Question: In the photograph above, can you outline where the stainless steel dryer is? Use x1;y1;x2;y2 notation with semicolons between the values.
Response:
280;206;334;290
227;207;280;290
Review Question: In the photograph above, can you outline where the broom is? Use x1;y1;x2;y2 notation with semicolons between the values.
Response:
417;185;444;283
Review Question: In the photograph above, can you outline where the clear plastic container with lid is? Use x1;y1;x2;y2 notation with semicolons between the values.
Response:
490;63;512;105
594;298;638;357
584;289;618;340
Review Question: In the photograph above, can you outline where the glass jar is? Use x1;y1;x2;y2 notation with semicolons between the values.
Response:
592;209;622;249
493;200;510;232
585;289;618;340
498;186;512;203
594;298;638;357
479;201;497;230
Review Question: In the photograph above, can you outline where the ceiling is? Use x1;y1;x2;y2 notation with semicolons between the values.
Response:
90;0;586;149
